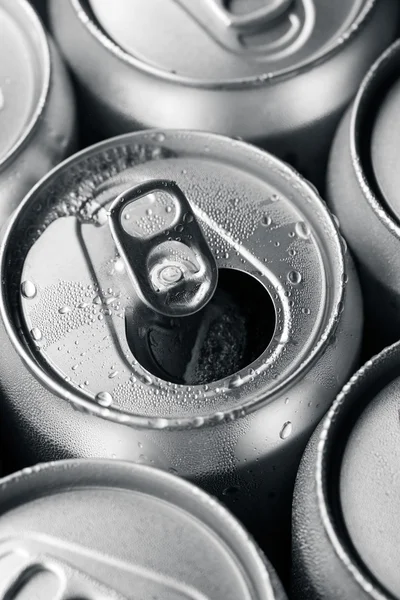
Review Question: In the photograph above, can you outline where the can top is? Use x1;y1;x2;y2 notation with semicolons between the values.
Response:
316;343;400;600
86;0;368;84
370;56;400;223
2;131;346;428
0;0;50;167
0;459;283;599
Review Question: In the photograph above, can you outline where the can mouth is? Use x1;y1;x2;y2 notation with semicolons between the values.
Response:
128;268;276;386
316;343;400;600
72;0;375;88
0;0;50;168
350;39;400;239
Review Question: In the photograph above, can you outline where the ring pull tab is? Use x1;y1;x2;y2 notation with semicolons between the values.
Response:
108;180;218;318
207;0;293;31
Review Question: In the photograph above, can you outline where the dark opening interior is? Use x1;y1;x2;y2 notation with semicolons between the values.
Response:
126;268;276;385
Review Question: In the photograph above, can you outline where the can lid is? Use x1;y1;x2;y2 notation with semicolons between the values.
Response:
339;352;400;599
87;0;366;83
0;459;283;599
3;131;346;428
0;0;49;167
371;75;400;222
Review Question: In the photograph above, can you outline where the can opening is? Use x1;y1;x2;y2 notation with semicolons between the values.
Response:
126;268;276;385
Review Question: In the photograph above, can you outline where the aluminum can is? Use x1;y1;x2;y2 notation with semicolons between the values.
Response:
48;0;399;191
292;341;400;600
0;130;362;568
328;40;400;350
0;459;287;599
0;0;76;227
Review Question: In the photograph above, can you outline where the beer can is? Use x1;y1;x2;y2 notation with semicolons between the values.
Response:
0;459;287;599
0;0;76;226
0;130;362;568
48;0;399;190
292;341;400;600
328;41;400;351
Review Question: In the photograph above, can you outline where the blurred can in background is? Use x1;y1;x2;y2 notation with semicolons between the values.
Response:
0;0;76;226
0;130;362;568
328;41;400;350
0;459;287;599
49;0;399;190
292;341;400;600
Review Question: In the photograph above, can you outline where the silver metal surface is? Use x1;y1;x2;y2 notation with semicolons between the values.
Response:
49;0;399;189
328;40;400;347
0;131;362;564
0;0;76;226
292;341;400;600
0;459;287;599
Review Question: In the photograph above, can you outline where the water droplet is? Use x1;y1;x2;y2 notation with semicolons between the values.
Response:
58;306;71;314
93;295;102;305
261;214;272;227
78;302;89;309
168;467;178;475
21;280;37;299
72;364;79;371
287;270;302;285
152;132;165;142
295;221;311;239
109;370;118;379
146;208;153;216
228;374;242;389
302;307;311;315
280;421;293;440
96;391;113;407
0;88;4;111
165;206;172;214
30;327;42;341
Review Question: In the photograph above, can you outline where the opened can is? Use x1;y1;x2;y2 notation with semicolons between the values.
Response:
0;131;362;567
49;0;399;189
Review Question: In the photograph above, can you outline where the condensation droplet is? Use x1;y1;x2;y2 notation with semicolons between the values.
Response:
21;280;37;299
222;485;240;496
295;221;311;239
96;391;113;407
109;370;118;379
280;421;293;440
228;374;242;389
152;132;165;142
261;214;272;227
58;306;71;314
30;327;42;341
287;270;302;285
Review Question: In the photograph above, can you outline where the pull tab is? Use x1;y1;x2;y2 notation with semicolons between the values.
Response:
172;0;307;57
108;180;218;318
202;0;293;31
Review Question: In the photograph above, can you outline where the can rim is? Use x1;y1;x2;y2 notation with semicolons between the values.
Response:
0;458;280;600
349;39;400;240
315;342;400;600
0;130;346;430
0;0;51;170
70;0;378;89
